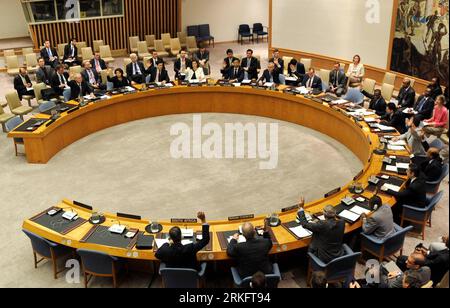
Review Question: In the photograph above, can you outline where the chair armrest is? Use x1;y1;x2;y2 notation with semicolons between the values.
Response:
403;204;428;212
159;262;166;275
272;263;281;279
307;252;327;268
231;267;243;286
360;233;385;245
198;262;207;278
342;244;353;255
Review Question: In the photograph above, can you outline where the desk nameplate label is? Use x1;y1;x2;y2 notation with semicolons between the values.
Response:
228;214;254;221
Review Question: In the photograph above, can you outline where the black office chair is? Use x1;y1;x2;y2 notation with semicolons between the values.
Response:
198;24;215;47
187;25;200;40
253;23;268;43
238;24;253;45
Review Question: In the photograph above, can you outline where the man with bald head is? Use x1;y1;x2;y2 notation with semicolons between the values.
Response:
420;147;444;182
385;252;431;288
227;220;273;279
298;199;345;263
258;62;281;84
68;73;93;100
126;53;146;85
397;78;416;108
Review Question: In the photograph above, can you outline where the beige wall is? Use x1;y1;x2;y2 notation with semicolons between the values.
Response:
0;0;29;39
181;0;269;43
272;0;394;69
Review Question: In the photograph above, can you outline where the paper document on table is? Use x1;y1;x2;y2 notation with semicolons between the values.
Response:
296;86;310;95
155;239;169;248
350;206;371;215
386;165;398;173
363;111;375;116
181;239;193;246
228;235;246;243
396;163;410;169
232;83;241;87
189;79;200;84
26;87;33;92
378;125;395;131
364;118;377;123
285;76;298;81
334;99;349;105
388;145;405;151
125;86;135;92
338;210;360;222
389;140;407;146
242;79;251;84
383;183;401;192
181;229;194;238
289;225;312;238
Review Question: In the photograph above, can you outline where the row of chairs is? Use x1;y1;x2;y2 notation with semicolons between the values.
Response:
130;33;199;58
238;23;268;44
186;24;215;47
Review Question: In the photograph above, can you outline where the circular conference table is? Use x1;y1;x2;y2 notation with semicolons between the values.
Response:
17;85;410;261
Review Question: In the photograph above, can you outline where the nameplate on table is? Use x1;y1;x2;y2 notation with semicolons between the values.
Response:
281;205;298;213
170;218;198;224
73;200;93;211
118;212;142;220
353;170;364;181
228;214;254;221
324;187;341;198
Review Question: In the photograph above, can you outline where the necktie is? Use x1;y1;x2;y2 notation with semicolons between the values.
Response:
59;74;64;85
134;63;140;75
47;48;52;58
78;83;82;98
234;69;238;78
418;97;427;112
192;71;197;80
88;70;95;84
335;72;339;87
157;70;160;82
95;60;101;72
308;76;313;88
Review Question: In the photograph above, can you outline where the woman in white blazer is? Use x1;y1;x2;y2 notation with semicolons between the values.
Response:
186;60;206;81
346;54;365;84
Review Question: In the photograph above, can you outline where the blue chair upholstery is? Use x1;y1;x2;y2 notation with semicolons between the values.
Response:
198;24;214;47
426;164;448;195
187;25;199;39
6;116;24;156
343;87;364;105
231;263;281;288
361;224;413;262
428;138;445;150
308;244;361;286
38;101;56;113
63;88;71;102
278;74;286;85
238;24;253;45
77;249;124;288
253;23;268;43
159;262;206;288
401;191;443;240
23;229;74;279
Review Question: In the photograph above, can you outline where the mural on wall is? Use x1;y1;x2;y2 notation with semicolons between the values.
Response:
390;0;449;86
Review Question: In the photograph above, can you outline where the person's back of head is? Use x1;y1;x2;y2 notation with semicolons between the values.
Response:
250;271;266;289
323;205;337;221
311;271;328;288
403;270;423;288
169;226;182;244
242;222;256;241
369;195;383;211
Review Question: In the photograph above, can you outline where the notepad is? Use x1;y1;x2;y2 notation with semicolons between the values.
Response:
389;140;407;146
386;165;398;173
338;210;360;222
228;235;246;243
289;225;312;238
364;118;377;123
396;163;410;169
388;145;405;151
350;206;370;215
181;229;194;238
296;86;310;95
155;238;169;248
382;183;401;192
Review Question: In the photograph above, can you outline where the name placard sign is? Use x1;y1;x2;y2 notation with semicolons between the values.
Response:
170;218;198;224
281;205;298;213
324;187;341;198
228;214;254;221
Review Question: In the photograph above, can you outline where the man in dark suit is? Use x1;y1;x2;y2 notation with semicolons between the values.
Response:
269;49;284;74
90;52;107;72
397;78;416;108
51;65;70;96
221;49;238;78
225;58;244;82
362;89;387;116
63;38;79;66
299;200;345;263
13;68;34;100
194;46;210;75
420;148;443;182
155;212;210;271
81;60;104;90
328;62;347;96
147;50;165;70
68;73;93;100
414;87;435;121
302;68;323;90
258;62;281;84
378;103;406;133
36;57;54;85
416;237;449;286
40;40;59;68
227;221;273;278
126;53;146;85
147;62;170;83
241;49;259;80
286;59;306;86
174;49;192;80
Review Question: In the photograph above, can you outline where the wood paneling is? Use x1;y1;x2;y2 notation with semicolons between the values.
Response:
28;0;180;53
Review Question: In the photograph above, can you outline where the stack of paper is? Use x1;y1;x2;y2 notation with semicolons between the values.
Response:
349;206;371;215
289;226;312;238
386;165;398;173
396;163;410;169
338;210;360;222
382;183;401;192
364;118;377;123
296;87;310;95
264;82;274;88
228;235;247;243
334;99;349;105
378;125;395;131
285;76;298;82
232;83;241;87
389;140;407;146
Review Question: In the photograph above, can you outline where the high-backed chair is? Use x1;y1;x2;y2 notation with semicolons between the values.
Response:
343;86;365;105
77;249;125;288
129;36;139;53
198;24;214;47
161;33;172;50
137;41;150;59
300;58;312;72
187;25;200;39
177;32;187;48
238;24;253;45
231;263;281;288
319;69;331;91
307;244;361;287
401;191;444;240
186;36;199;54
361;224;414;262
25;53;39;73
253;23;268;43
93;40;104;53
154;40;169;58
282;56;293;75
159;262;207;288
145;35;156;51
3;49;15;57
23;229;75;279
425;164;448;196
5;116;24;155
381;83;395;101
38;101;56;113
81;47;94;61
362;78;376;95
6;55;20;75
75;41;87;50
22;47;34;59
0;105;14;133
383;72;397;86
33;83;49;105
170;38;181;56
69;65;83;77
57;44;66;60
6;92;33;119
123;58;132;75
99;45;115;63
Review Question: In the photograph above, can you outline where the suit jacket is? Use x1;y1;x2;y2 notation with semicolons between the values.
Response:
186;68;205;81
227;232;273;278
107;76;130;89
36;66;54;85
81;69;101;86
126;61;146;81
269;57;284;74
421;158;443;182
147;67;170;83
390;176;427;208
329;69;346;88
259;69;280;84
13;75;32;99
51;72;70;95
414;96;435;120
425;249;449;285
397;86;416;108
362;90;387;116
302;75;323;90
194;50;209;63
174;58;192;75
68;80;93;100
380;110;406;134
221;56;239;76
301;218;345;263
362;205;394;239
90;58;107;71
146;57;164;69
288;62;306;77
429;84;443;100
40;47;59;65
241;57;259;80
225;67;245;82
155;224;210;271
399;127;426;156
63;44;78;60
